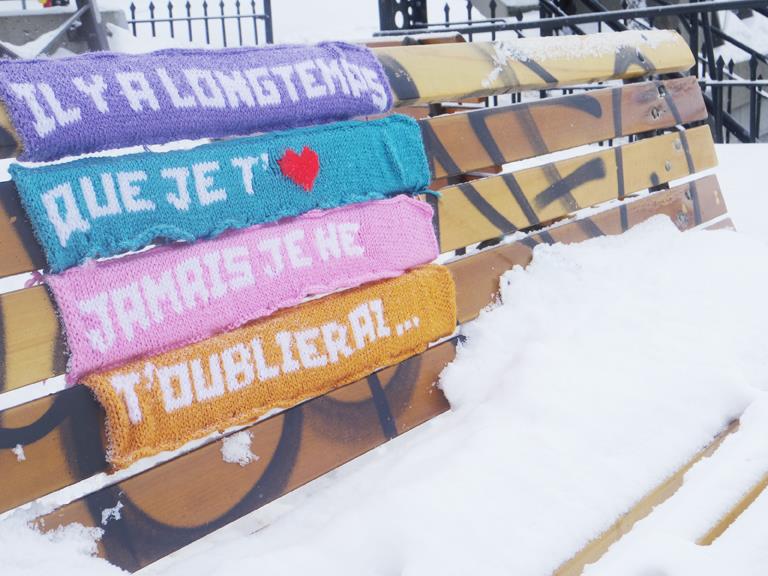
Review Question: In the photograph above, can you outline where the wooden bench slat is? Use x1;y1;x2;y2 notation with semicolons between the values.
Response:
697;471;768;546
21;175;725;573
423;77;706;180
437;125;717;251
0;77;705;282
555;419;739;576
374;31;694;106
0;103;18;160
0;285;65;394
0;175;726;520
0;125;716;394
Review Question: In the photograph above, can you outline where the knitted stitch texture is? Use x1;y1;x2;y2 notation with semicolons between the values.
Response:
10;115;429;272
84;264;456;469
0;42;392;161
49;196;438;385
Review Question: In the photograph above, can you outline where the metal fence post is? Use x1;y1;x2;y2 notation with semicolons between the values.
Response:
263;0;273;43
75;0;110;51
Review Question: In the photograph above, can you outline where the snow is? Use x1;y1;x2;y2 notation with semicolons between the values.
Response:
714;11;768;64
0;508;125;576
11;444;26;462
220;431;259;466
100;501;123;526
584;397;768;575
490;30;677;63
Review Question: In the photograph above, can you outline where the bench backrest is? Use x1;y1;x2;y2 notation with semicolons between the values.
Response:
0;31;729;573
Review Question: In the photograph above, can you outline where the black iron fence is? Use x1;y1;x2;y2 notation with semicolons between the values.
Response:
377;0;768;143
0;1;273;47
127;0;273;47
0;0;108;58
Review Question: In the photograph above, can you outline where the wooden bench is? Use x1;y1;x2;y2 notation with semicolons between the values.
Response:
0;30;746;573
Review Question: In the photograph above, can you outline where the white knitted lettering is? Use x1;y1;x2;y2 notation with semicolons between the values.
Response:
9;83;56;137
368;299;392;338
250;338;279;380
315;59;351;96
192;161;227;206
72;75;109;113
230;155;268;195
314;223;341;261
337;222;364;256
271;65;300;103
295;327;328;368
161;167;192;211
190;356;226;401
80;174;121;219
202;251;228;299
348;302;377;350
141;270;184;322
37;83;81;127
155;67;196;109
283;229;312;269
257;237;284;278
295;60;327;99
340;59;366;98
157;363;194;412
116;71;160;112
275;331;301;374
184;69;227;109
244;67;282;106
41;183;91;247
79;293;115;353
176;258;210;309
222;343;255;392
110;373;143;424
222;246;255;290
117;171;155;212
214;70;256;108
112;283;150;342
360;66;389;111
321;321;354;363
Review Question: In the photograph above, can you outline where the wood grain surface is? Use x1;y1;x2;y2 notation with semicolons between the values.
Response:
421;76;706;180
373;31;694;105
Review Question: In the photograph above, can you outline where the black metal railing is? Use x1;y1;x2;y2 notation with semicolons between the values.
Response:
0;0;107;58
127;0;273;47
377;0;768;142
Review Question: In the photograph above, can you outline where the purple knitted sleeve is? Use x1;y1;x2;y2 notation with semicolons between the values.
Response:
0;42;393;161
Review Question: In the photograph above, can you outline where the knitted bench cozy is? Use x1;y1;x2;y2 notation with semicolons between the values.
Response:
11;114;429;271
0;42;392;161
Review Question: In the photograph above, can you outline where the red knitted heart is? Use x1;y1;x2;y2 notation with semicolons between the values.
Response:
278;147;320;192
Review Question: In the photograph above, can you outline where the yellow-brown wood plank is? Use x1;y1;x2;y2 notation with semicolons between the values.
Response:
0;284;65;394
437;124;717;251
421;76;706;180
697;471;768;546
555;420;740;576
0;125;717;393
373;31;694;106
0;102;20;160
0;179;46;278
0;174;725;528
